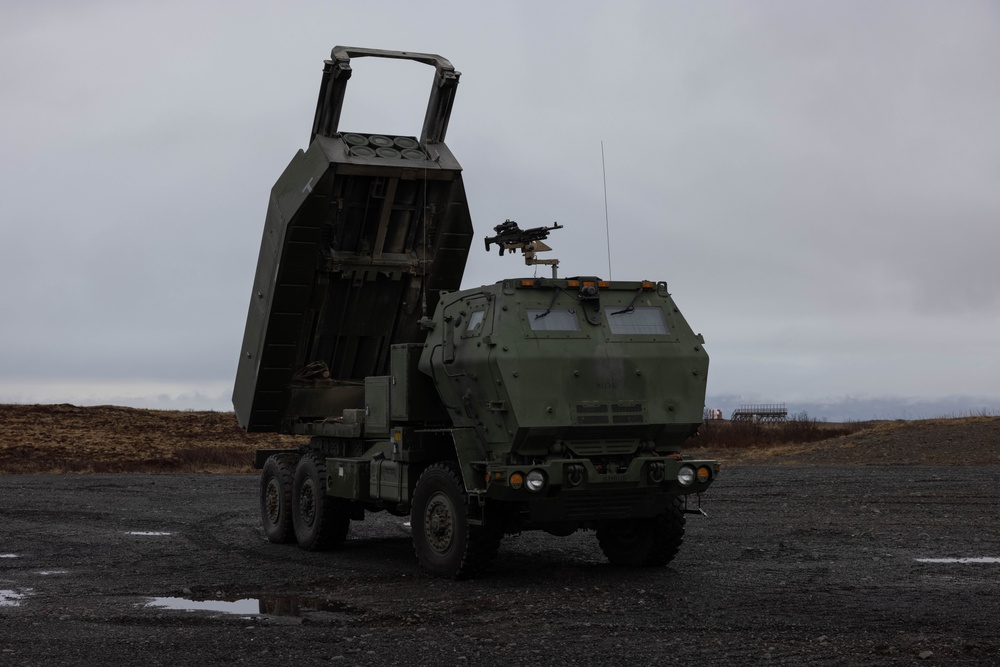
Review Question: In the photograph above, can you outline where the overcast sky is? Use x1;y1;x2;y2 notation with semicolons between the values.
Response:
2;1;998;419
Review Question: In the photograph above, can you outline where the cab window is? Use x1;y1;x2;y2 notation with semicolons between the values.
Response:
604;306;669;335
526;309;580;331
466;310;486;333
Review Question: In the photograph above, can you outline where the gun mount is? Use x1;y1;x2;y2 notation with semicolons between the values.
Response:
484;219;564;278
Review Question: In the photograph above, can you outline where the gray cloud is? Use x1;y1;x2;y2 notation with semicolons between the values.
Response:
2;1;998;416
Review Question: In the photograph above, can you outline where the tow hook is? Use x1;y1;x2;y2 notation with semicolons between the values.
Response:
683;494;708;517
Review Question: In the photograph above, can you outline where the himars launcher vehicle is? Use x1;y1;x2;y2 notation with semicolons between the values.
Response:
234;47;719;578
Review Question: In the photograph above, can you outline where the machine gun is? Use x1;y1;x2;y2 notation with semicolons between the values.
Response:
484;220;563;255
484;220;564;277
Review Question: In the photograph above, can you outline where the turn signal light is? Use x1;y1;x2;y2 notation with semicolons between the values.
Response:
697;466;711;483
510;472;525;489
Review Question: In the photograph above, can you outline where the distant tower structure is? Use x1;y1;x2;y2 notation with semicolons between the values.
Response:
730;403;787;423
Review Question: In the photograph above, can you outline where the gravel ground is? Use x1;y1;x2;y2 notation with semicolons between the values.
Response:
2;465;998;665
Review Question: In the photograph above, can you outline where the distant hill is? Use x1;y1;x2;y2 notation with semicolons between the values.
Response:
705;394;999;422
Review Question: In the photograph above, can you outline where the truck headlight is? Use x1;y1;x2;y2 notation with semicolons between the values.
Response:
526;469;547;492
677;465;696;486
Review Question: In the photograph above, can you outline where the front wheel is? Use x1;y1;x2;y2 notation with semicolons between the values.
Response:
291;453;349;551
596;497;686;566
411;462;501;579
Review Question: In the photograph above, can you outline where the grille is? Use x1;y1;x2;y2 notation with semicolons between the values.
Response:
566;441;636;456
563;490;649;520
613;414;644;424
573;402;645;425
578;416;608;425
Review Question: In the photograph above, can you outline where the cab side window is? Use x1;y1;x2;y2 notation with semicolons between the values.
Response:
604;307;669;335
526;309;580;331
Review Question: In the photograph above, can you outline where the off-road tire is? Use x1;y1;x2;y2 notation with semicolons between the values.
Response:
411;462;501;579
597;497;685;566
260;454;298;544
291;453;350;551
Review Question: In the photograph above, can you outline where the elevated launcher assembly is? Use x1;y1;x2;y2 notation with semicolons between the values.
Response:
234;47;473;434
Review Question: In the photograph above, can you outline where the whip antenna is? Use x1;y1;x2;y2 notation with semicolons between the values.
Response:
602;141;612;280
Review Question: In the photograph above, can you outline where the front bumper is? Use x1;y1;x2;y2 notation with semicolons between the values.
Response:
483;456;718;522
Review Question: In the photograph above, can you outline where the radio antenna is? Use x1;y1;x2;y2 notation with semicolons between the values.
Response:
601;141;612;280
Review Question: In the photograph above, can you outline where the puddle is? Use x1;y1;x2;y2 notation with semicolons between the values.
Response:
126;531;172;536
0;554;18;559
0;590;30;607
36;570;69;576
146;597;261;615
915;557;1000;564
145;595;360;617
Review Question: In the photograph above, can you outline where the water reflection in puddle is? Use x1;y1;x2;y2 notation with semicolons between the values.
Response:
0;554;19;559
0;590;29;607
915;557;1000;564
145;595;359;617
126;532;172;536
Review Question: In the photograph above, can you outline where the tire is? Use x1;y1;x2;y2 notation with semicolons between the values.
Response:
411;462;501;579
291;453;349;551
260;454;297;544
596;497;685;566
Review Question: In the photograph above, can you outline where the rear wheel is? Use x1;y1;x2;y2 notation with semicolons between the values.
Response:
411;462;501;579
292;453;349;551
260;454;297;544
597;497;685;566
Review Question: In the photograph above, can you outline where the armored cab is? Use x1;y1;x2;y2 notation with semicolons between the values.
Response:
237;47;718;579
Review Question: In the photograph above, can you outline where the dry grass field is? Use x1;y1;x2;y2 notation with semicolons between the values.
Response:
0;403;998;473
0;404;297;474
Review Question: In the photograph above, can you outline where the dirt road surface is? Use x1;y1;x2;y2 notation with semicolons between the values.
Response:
2;465;998;665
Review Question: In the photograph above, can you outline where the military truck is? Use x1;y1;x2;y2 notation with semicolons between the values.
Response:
234;46;718;578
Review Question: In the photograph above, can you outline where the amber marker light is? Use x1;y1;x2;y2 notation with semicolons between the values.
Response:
510;472;525;490
641;281;655;289
567;280;580;288
598;281;610;288
697;466;711;483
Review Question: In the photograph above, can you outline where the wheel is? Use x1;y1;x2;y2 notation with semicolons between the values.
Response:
291;453;349;551
411;462;501;579
596;497;685;566
260;454;297;544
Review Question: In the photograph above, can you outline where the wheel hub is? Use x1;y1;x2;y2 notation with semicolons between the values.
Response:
299;480;316;527
265;479;281;523
424;492;455;554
